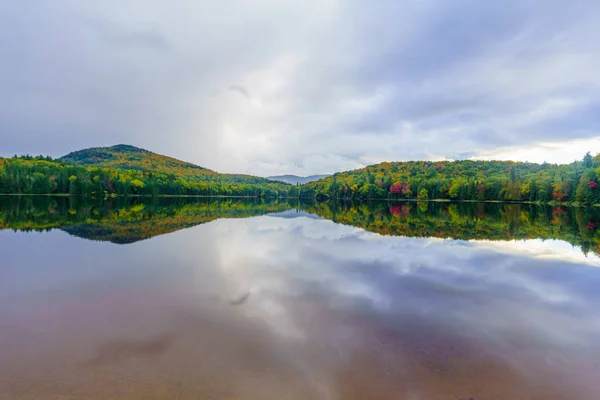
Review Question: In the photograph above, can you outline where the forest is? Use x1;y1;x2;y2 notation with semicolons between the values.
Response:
3;145;600;205
299;152;600;205
0;145;295;198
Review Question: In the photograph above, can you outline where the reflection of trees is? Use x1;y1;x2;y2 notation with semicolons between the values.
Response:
0;196;293;243
300;201;600;257
3;196;600;256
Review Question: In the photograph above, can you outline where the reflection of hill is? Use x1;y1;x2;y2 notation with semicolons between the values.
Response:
0;196;293;244
300;201;600;256
61;220;203;244
3;196;600;256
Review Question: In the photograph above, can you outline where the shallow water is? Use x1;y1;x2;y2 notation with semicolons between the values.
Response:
1;197;599;399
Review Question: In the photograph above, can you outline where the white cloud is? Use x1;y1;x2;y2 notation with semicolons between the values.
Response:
471;136;600;164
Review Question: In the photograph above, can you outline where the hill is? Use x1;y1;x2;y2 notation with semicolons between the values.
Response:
61;144;210;172
299;153;600;205
0;145;293;197
267;174;330;185
60;144;274;185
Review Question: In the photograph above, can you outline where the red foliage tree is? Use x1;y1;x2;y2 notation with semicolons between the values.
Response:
390;182;411;196
389;204;410;218
400;204;410;217
552;192;567;202
587;221;597;230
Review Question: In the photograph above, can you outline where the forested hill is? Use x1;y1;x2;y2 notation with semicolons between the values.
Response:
299;153;600;205
61;144;211;175
60;144;287;187
0;145;293;197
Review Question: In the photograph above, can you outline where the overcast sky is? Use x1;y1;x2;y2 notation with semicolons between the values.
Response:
1;0;599;176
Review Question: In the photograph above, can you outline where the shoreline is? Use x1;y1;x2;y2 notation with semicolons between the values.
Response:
0;193;297;199
0;193;595;207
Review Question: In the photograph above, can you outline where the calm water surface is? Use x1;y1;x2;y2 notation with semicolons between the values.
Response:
1;197;600;399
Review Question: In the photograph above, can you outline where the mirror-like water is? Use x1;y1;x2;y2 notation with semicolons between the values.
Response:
1;196;599;399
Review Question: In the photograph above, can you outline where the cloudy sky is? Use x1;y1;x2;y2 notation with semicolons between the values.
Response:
1;0;599;176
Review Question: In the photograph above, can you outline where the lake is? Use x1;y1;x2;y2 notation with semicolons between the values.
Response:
1;196;600;399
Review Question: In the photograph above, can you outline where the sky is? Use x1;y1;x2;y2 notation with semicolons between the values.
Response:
1;0;600;176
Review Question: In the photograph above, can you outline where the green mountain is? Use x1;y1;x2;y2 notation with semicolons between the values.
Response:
60;144;276;185
299;153;600;205
0;145;294;197
61;144;209;172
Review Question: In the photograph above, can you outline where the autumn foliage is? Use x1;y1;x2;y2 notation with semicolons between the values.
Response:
300;152;600;204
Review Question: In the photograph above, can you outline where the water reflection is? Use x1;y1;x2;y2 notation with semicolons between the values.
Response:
2;196;600;255
302;201;600;257
0;196;292;243
0;196;599;399
85;333;175;367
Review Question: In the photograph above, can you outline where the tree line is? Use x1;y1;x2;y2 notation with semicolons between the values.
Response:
4;152;600;205
299;153;600;205
0;156;296;198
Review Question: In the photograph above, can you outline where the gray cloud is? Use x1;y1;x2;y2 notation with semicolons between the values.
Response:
84;18;171;51
229;85;250;98
1;0;599;174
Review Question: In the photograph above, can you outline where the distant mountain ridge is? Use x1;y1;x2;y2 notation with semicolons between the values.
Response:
267;174;330;185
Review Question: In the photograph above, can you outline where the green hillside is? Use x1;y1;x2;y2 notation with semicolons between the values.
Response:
0;145;293;197
59;144;278;185
299;153;600;205
61;144;209;172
